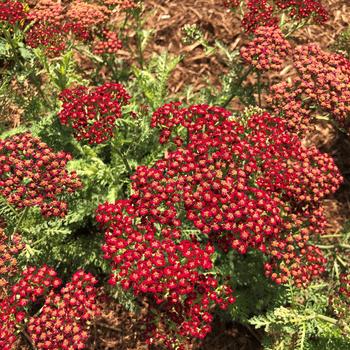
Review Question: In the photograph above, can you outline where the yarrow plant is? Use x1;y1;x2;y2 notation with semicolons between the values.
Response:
97;103;342;347
0;132;82;217
58;82;131;144
1;0;350;348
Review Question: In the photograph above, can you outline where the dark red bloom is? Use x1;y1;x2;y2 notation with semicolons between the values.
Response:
59;83;130;144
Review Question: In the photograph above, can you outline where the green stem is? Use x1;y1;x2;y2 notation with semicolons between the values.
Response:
315;115;331;121
317;244;335;249
317;244;350;249
320;234;342;239
28;73;51;109
12;206;29;237
221;67;253;108
120;12;130;42
135;11;144;69
316;314;338;325
257;71;262;107
116;148;132;174
21;329;37;350
336;255;348;268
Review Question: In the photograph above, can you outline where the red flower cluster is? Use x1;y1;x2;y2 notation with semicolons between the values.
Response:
98;104;341;346
223;0;328;32
275;0;328;23
96;200;235;347
25;0;89;58
264;205;328;287
0;231;99;350
93;29;122;55
25;23;68;57
25;0;116;56
339;273;350;301
150;103;341;285
0;0;25;24
269;44;350;133
59;83;130;144
240;25;291;70
0;132;82;217
242;0;277;33
0;265;61;350
28;270;99;350
10;266;62;306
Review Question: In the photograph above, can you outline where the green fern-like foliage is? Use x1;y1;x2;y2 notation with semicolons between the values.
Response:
250;282;350;350
132;52;182;109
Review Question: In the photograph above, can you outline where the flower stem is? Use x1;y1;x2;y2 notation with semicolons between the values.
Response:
221;67;253;108
257;71;262;108
12;206;29;238
116;148;132;174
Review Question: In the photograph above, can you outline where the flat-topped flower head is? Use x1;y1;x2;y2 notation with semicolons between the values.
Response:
240;25;291;71
0;133;82;217
59;83;130;144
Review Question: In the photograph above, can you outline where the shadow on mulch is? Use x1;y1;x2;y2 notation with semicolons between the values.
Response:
82;297;262;350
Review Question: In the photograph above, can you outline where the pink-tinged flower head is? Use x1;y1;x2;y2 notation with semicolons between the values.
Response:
240;25;291;71
0;133;82;217
93;29;122;55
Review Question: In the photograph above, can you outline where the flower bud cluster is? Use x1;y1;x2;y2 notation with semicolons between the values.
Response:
293;44;350;130
267;80;312;133
93;29;122;55
240;25;291;71
27;270;99;350
268;44;350;134
59;83;130;144
66;1;109;29
0;132;82;217
28;0;64;25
